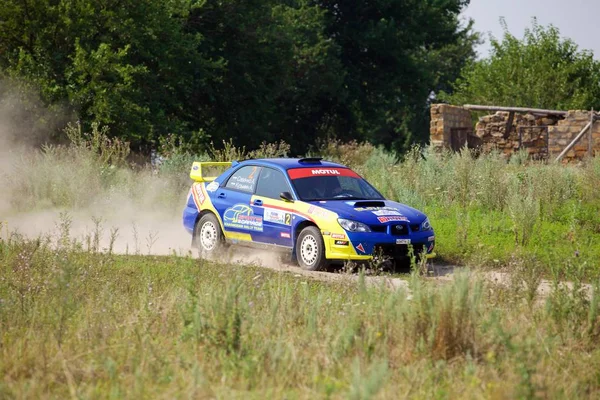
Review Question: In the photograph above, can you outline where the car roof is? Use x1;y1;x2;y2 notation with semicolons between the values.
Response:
236;158;347;170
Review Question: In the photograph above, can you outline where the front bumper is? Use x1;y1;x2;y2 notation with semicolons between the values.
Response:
323;230;435;261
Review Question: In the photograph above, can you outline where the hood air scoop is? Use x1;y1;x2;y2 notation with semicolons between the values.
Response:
353;201;386;208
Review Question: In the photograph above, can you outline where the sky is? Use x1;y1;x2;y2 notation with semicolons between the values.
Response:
461;0;600;59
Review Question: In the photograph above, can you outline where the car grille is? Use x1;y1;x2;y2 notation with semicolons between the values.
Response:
389;223;408;235
369;225;387;233
370;222;420;234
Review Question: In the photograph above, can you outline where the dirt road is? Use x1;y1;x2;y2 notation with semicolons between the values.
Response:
3;210;591;299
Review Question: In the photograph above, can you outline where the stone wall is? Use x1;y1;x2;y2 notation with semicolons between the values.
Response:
430;104;600;162
548;111;600;161
430;104;473;150
474;112;559;159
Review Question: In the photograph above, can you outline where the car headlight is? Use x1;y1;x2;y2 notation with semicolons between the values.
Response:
420;218;432;231
338;218;371;233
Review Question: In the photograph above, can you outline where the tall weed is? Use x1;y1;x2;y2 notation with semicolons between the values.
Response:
474;150;508;211
507;173;540;246
5;123;132;209
402;271;484;361
318;140;377;170
448;147;477;210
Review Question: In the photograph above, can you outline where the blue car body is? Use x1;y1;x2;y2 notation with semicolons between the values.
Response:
183;158;435;266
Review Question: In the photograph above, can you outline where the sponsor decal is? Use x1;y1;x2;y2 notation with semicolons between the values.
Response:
288;168;360;179
378;216;409;223
227;167;260;192
355;206;398;212
356;243;365;253
307;206;329;218
428;236;435;242
191;183;206;209
322;231;330;236
280;232;291;239
334;240;349;246
396;239;411;245
264;208;291;225
312;169;340;175
331;233;346;239
206;181;219;192
227;175;255;192
372;210;402;217
223;204;263;232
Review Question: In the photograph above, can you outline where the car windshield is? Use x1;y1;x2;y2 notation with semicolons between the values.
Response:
288;167;384;201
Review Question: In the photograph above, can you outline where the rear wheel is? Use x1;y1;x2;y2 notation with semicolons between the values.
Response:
194;213;225;258
296;226;328;271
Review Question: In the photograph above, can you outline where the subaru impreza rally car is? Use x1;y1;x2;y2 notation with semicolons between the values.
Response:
182;158;435;270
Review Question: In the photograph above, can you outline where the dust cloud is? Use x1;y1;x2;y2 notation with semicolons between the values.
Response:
0;81;289;266
0;79;192;256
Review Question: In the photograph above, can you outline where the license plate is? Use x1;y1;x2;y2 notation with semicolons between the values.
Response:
396;239;411;245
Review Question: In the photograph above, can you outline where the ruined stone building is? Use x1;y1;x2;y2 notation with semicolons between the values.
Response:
430;104;600;162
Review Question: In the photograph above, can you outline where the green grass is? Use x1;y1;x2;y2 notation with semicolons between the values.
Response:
350;146;600;278
3;125;600;278
2;235;600;398
3;125;600;397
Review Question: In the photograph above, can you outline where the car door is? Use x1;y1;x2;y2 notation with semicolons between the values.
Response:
211;165;263;241
251;167;295;247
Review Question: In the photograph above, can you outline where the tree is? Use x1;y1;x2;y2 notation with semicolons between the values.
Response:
314;0;478;151
0;0;477;155
183;0;345;153
0;0;215;149
441;19;600;111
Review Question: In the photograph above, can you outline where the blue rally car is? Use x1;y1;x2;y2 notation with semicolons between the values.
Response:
182;158;435;270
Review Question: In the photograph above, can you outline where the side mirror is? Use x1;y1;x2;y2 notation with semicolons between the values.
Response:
280;191;294;202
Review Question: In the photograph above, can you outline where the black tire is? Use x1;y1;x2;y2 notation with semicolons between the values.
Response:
194;213;225;258
296;226;328;271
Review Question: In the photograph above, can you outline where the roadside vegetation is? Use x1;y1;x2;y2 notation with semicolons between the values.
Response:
2;126;600;397
2;223;600;398
4;126;600;279
2;3;600;396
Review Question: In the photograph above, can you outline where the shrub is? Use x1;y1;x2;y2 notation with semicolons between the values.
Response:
401;271;485;361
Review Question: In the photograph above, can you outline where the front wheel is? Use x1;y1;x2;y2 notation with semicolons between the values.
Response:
194;213;225;258
296;226;328;271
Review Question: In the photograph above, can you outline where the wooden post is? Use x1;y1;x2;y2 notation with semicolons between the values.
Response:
555;121;593;162
463;104;568;116
504;111;515;139
589;108;594;158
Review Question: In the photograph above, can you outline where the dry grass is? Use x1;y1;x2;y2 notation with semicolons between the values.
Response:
2;231;600;398
2;127;600;397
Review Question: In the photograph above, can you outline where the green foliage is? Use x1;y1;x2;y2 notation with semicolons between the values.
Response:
0;0;215;147
404;270;484;361
4;126;600;277
317;0;479;151
316;140;377;170
0;0;476;155
442;19;600;110
355;146;600;273
3;230;600;397
4;130;600;396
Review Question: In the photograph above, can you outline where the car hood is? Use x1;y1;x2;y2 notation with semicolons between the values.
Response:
307;199;426;224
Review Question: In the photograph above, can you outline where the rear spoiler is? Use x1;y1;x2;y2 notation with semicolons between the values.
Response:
189;161;232;182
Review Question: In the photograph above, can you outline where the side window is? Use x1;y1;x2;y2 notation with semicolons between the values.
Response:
255;167;291;199
225;166;261;193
